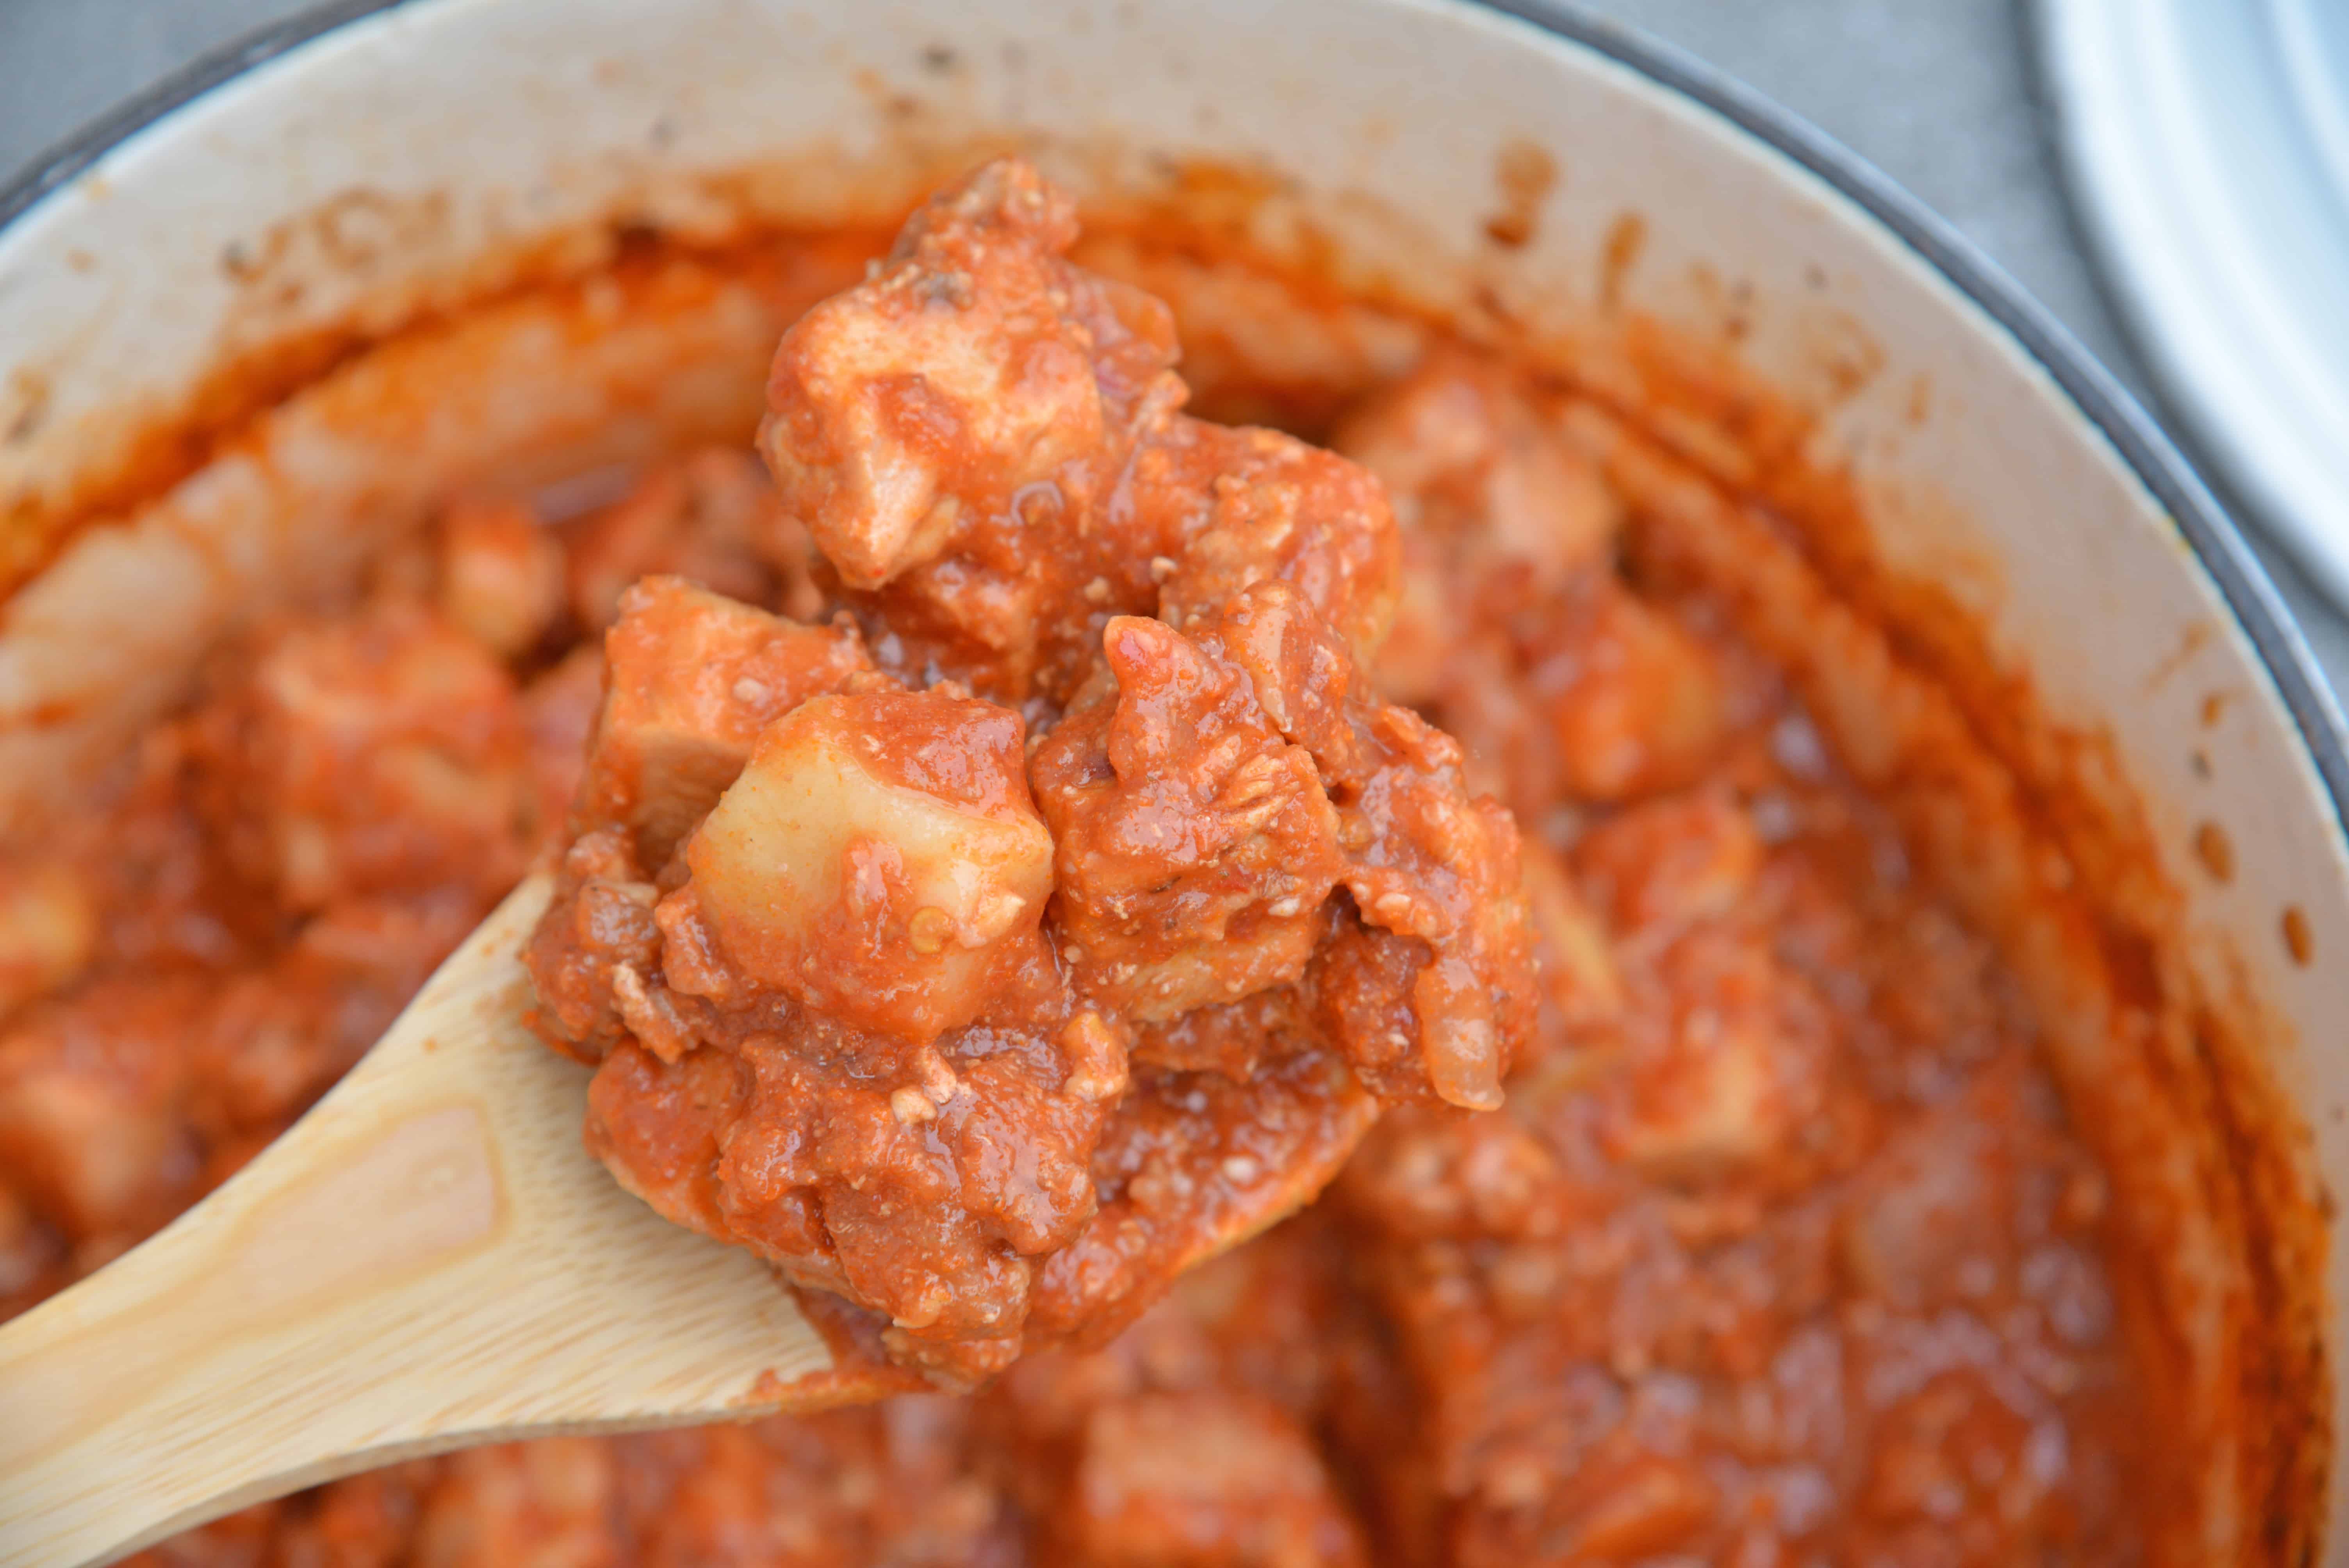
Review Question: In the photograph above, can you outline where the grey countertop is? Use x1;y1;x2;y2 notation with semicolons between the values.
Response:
6;0;2346;690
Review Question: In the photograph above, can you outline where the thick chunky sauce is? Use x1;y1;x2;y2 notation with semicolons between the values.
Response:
0;163;2144;1566
524;165;1536;1388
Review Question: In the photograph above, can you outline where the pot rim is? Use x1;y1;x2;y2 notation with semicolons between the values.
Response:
2;0;2343;843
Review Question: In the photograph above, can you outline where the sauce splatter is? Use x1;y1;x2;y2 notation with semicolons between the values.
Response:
2193;821;2234;884
1599;212;1647;312
1481;139;1558;251
2283;905;2314;967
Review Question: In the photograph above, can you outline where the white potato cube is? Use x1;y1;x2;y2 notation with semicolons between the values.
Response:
683;691;1054;1041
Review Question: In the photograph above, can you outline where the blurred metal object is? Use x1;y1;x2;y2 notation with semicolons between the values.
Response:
2039;0;2349;611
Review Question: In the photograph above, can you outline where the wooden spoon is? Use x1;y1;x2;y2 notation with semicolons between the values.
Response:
0;873;841;1568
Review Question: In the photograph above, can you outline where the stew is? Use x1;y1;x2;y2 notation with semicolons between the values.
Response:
0;159;2142;1566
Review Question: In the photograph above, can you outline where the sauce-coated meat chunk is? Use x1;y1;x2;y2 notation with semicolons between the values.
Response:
1135;422;1400;667
575;575;873;869
1038;579;1533;1109
762;161;1167;592
192;600;531;912
761;158;1185;699
1033;608;1348;1024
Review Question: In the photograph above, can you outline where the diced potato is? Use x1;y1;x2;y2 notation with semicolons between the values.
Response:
681;691;1053;1041
437;497;566;659
578;577;872;868
1836;1074;2037;1309
1606;1007;1779;1181
1479;410;1622;584
0;861;97;1020
1839;1123;2006;1308
1336;362;1492;510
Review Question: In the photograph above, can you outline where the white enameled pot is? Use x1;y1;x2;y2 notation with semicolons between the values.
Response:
1;1;2343;1559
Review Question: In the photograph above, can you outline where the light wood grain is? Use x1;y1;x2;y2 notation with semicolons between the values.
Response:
0;873;840;1568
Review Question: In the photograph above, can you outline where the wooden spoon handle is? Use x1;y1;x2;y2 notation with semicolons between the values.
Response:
0;877;555;1564
0;875;829;1567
